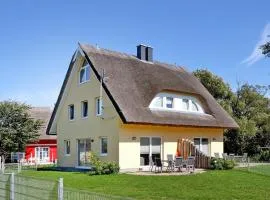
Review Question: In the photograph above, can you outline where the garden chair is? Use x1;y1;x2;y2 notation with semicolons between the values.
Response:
214;153;220;158
186;156;195;173
222;153;228;160
154;157;163;173
166;154;174;172
174;157;184;172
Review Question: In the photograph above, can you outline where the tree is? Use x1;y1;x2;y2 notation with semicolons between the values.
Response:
193;69;270;155
0;101;43;159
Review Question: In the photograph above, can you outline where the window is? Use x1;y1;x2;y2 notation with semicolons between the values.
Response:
140;137;161;166
166;97;173;108
182;99;189;111
100;137;108;156
81;101;88;118
78;139;91;166
64;140;70;155
149;93;204;113
194;138;209;156
35;147;49;163
68;104;75;120
79;60;90;84
96;97;103;116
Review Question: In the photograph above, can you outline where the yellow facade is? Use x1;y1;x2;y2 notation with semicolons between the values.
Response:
55;54;224;170
119;124;223;169
56;55;120;167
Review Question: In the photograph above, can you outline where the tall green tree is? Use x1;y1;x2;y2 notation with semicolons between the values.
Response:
193;69;270;155
0;101;43;159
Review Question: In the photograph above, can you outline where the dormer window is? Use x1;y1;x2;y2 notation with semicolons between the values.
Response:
149;92;204;114
79;60;90;84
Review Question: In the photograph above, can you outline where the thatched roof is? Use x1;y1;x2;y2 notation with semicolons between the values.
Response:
30;107;56;139
47;43;238;134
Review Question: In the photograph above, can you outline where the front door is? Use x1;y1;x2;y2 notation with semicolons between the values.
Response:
77;139;91;167
140;137;161;166
35;147;49;163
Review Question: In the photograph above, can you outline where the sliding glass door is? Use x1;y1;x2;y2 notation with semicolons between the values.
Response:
194;138;209;156
78;139;91;167
140;137;161;166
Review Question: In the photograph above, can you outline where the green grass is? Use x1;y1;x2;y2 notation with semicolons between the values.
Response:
21;170;270;200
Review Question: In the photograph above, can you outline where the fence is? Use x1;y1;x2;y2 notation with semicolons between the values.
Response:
177;138;210;169
235;157;270;176
0;173;133;200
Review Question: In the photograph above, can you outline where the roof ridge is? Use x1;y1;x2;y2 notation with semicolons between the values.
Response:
81;43;189;74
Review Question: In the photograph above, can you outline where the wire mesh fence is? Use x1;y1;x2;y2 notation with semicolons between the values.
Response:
63;187;133;200
235;157;270;176
0;173;58;200
0;173;133;200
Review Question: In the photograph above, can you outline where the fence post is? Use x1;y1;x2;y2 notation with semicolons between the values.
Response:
2;156;5;174
17;161;21;173
58;178;63;200
10;173;15;200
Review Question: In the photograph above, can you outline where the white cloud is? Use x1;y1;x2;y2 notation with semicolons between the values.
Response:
242;23;270;66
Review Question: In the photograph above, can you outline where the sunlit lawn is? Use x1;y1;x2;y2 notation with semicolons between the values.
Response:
21;169;270;200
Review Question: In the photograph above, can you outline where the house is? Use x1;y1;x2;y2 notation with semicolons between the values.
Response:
24;107;57;164
46;43;238;170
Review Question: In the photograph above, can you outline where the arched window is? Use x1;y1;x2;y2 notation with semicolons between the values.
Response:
149;93;204;113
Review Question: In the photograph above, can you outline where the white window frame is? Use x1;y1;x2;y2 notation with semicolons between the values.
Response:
68;104;75;121
140;136;162;167
149;93;204;114
64;140;71;156
194;137;209;156
35;147;50;163
81;101;88;119
79;61;90;84
100;137;108;156
95;97;103;116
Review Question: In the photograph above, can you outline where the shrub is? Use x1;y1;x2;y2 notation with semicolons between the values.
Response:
210;158;235;170
89;152;120;175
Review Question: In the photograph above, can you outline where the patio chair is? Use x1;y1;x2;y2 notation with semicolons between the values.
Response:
166;154;174;172
186;157;195;173
222;153;228;160
154;157;163;173
174;157;184;172
214;153;220;158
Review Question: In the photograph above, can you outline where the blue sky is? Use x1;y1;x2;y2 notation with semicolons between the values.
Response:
0;1;269;107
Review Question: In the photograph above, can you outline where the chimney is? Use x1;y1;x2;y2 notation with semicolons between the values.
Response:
137;44;153;62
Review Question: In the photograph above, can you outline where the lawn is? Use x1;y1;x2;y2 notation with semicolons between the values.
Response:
21;169;270;200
